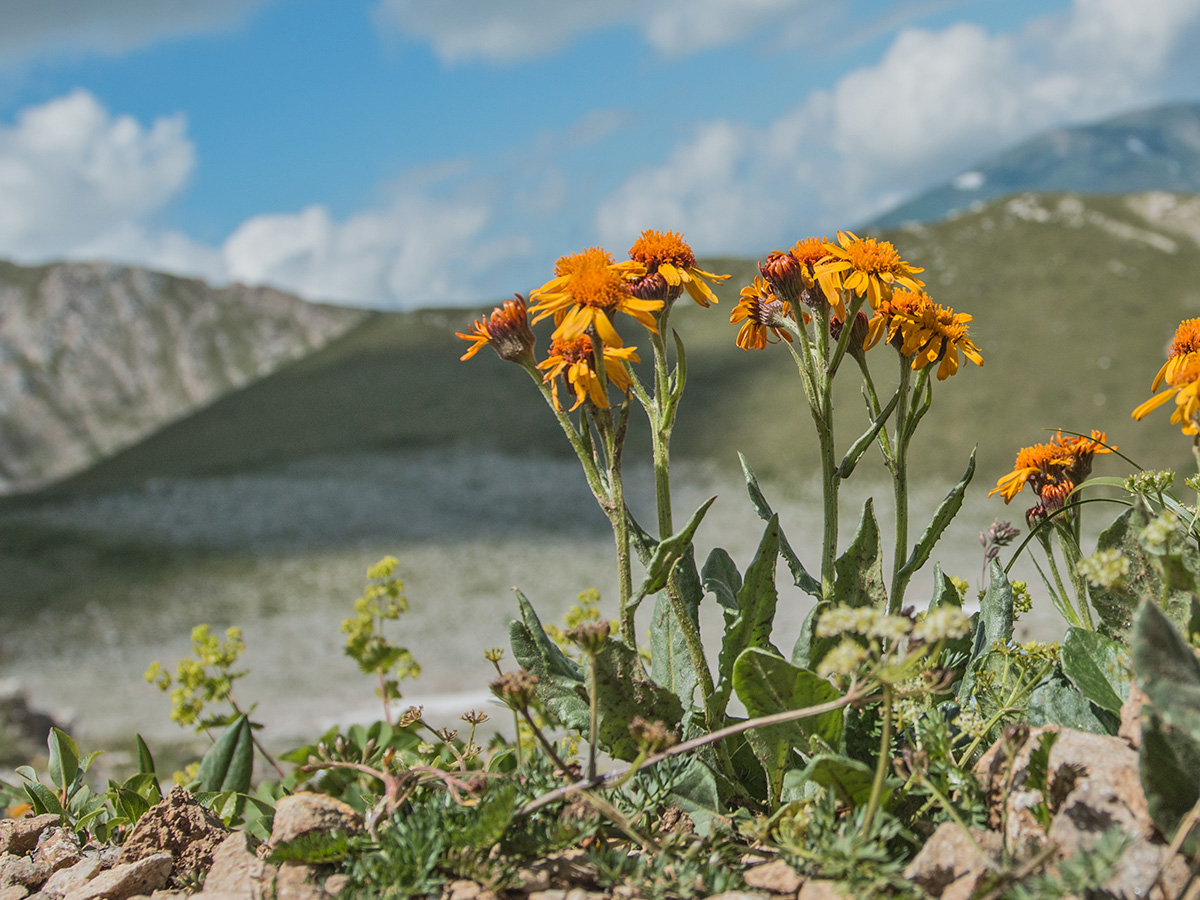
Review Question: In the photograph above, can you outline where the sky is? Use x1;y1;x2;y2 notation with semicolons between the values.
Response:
0;0;1198;310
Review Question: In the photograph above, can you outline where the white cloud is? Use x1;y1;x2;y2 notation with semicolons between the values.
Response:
373;0;802;62
0;0;276;66
0;90;195;260
597;0;1200;250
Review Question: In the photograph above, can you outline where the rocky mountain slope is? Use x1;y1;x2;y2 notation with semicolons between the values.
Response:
870;101;1200;228
0;261;366;494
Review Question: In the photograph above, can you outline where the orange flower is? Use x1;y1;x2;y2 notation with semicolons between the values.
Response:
529;249;659;346
865;290;982;380
537;334;640;411
628;229;729;308
730;276;799;350
814;231;925;313
1133;318;1200;435
757;237;830;309
456;295;536;363
990;430;1114;520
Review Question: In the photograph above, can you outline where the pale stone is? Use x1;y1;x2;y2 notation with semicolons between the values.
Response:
796;881;844;900
118;786;228;881
38;855;103;899
903;821;1001;897
60;854;172;900
0;885;28;900
198;833;272;898
1119;681;1147;748
0;818;61;856
267;794;362;848
742;859;803;895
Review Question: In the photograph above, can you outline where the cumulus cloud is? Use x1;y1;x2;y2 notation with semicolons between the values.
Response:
0;89;195;260
0;0;276;66
373;0;801;62
597;0;1200;251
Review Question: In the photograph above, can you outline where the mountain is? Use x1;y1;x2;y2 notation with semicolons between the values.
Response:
27;189;1200;500
869;102;1200;229
0;260;366;494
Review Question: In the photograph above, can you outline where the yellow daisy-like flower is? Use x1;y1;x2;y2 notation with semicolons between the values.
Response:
814;231;925;313
529;250;661;346
628;229;729;308
1133;318;1200;435
537;334;640;411
729;276;799;350
456;295;536;362
865;290;982;380
990;431;1114;521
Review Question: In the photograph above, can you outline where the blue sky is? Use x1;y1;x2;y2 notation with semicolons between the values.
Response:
0;0;1198;309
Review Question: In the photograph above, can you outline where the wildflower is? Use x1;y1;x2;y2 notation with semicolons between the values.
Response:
565;620;611;655
628;717;678;753
490;669;540;709
1133;319;1200;435
1140;509;1180;554
867;290;982;379
627;229;729;308
1076;549;1130;589
529;248;660;345
913;606;971;644
829;310;871;362
817;639;871;680
729;276;798;350
538;334;640;411
456;295;537;363
1123;470;1175;496
814;231;925;314
989;430;1114;516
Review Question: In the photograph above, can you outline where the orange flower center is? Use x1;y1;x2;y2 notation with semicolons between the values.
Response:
554;247;613;278
1169;318;1200;359
549;335;595;366
843;236;906;274
568;263;631;312
629;229;696;270
791;237;829;269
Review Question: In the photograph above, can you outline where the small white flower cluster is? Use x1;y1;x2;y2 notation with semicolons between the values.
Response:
1124;470;1175;495
816;605;911;642
816;639;870;679
1140;508;1180;553
953;704;988;740
912;605;971;643
1075;548;1130;589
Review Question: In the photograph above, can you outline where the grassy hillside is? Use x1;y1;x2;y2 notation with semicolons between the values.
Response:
23;189;1200;505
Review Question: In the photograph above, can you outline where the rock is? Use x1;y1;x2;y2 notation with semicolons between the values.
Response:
796;882;845;900
0;886;28;900
701;893;770;900
903;821;1002;898
60;854;172;900
118;786;228;881
38;855;103;900
272;861;333;900
742;859;803;895
0;856;50;890
196;833;273;898
0;817;62;856
1119;681;1147;748
31;829;81;878
974;724;1189;900
0;683;63;768
267;794;362;848
321;874;349;896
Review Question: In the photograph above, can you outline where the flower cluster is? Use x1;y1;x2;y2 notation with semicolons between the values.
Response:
989;430;1114;523
865;290;983;380
458;230;727;412
1133;318;1200;435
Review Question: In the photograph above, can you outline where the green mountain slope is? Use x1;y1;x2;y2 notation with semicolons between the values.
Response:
19;189;1200;504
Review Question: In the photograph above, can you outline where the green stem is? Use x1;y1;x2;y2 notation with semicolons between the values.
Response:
889;361;912;614
814;300;840;600
1036;531;1084;630
863;683;894;834
649;319;675;538
856;353;895;465
586;653;599;781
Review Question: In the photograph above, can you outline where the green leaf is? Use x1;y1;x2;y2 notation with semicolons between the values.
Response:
732;648;844;805
665;757;722;836
791;601;836;672
1026;672;1118;735
23;781;64;818
650;547;703;711
832;499;886;609
792;754;877;808
47;728;79;792
195;715;253;795
507;590;589;732
958;562;1014;705
135;735;157;779
837;391;900;479
739;453;821;598
1141;709;1200;852
113;786;151;825
711;516;781;720
899;449;976;580
1061;627;1130;716
1133;600;1200;743
449;783;516;849
632;497;716;606
1091;505;1198;641
702;548;741;612
591;636;685;761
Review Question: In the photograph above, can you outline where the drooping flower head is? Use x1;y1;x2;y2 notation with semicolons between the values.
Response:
529;249;660;346
814;231;925;313
757;237;831;312
829;310;871;362
627;229;729;308
537;334;640;411
865;290;982;380
1133;318;1200;435
990;430;1114;522
456;295;536;363
730;276;801;350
